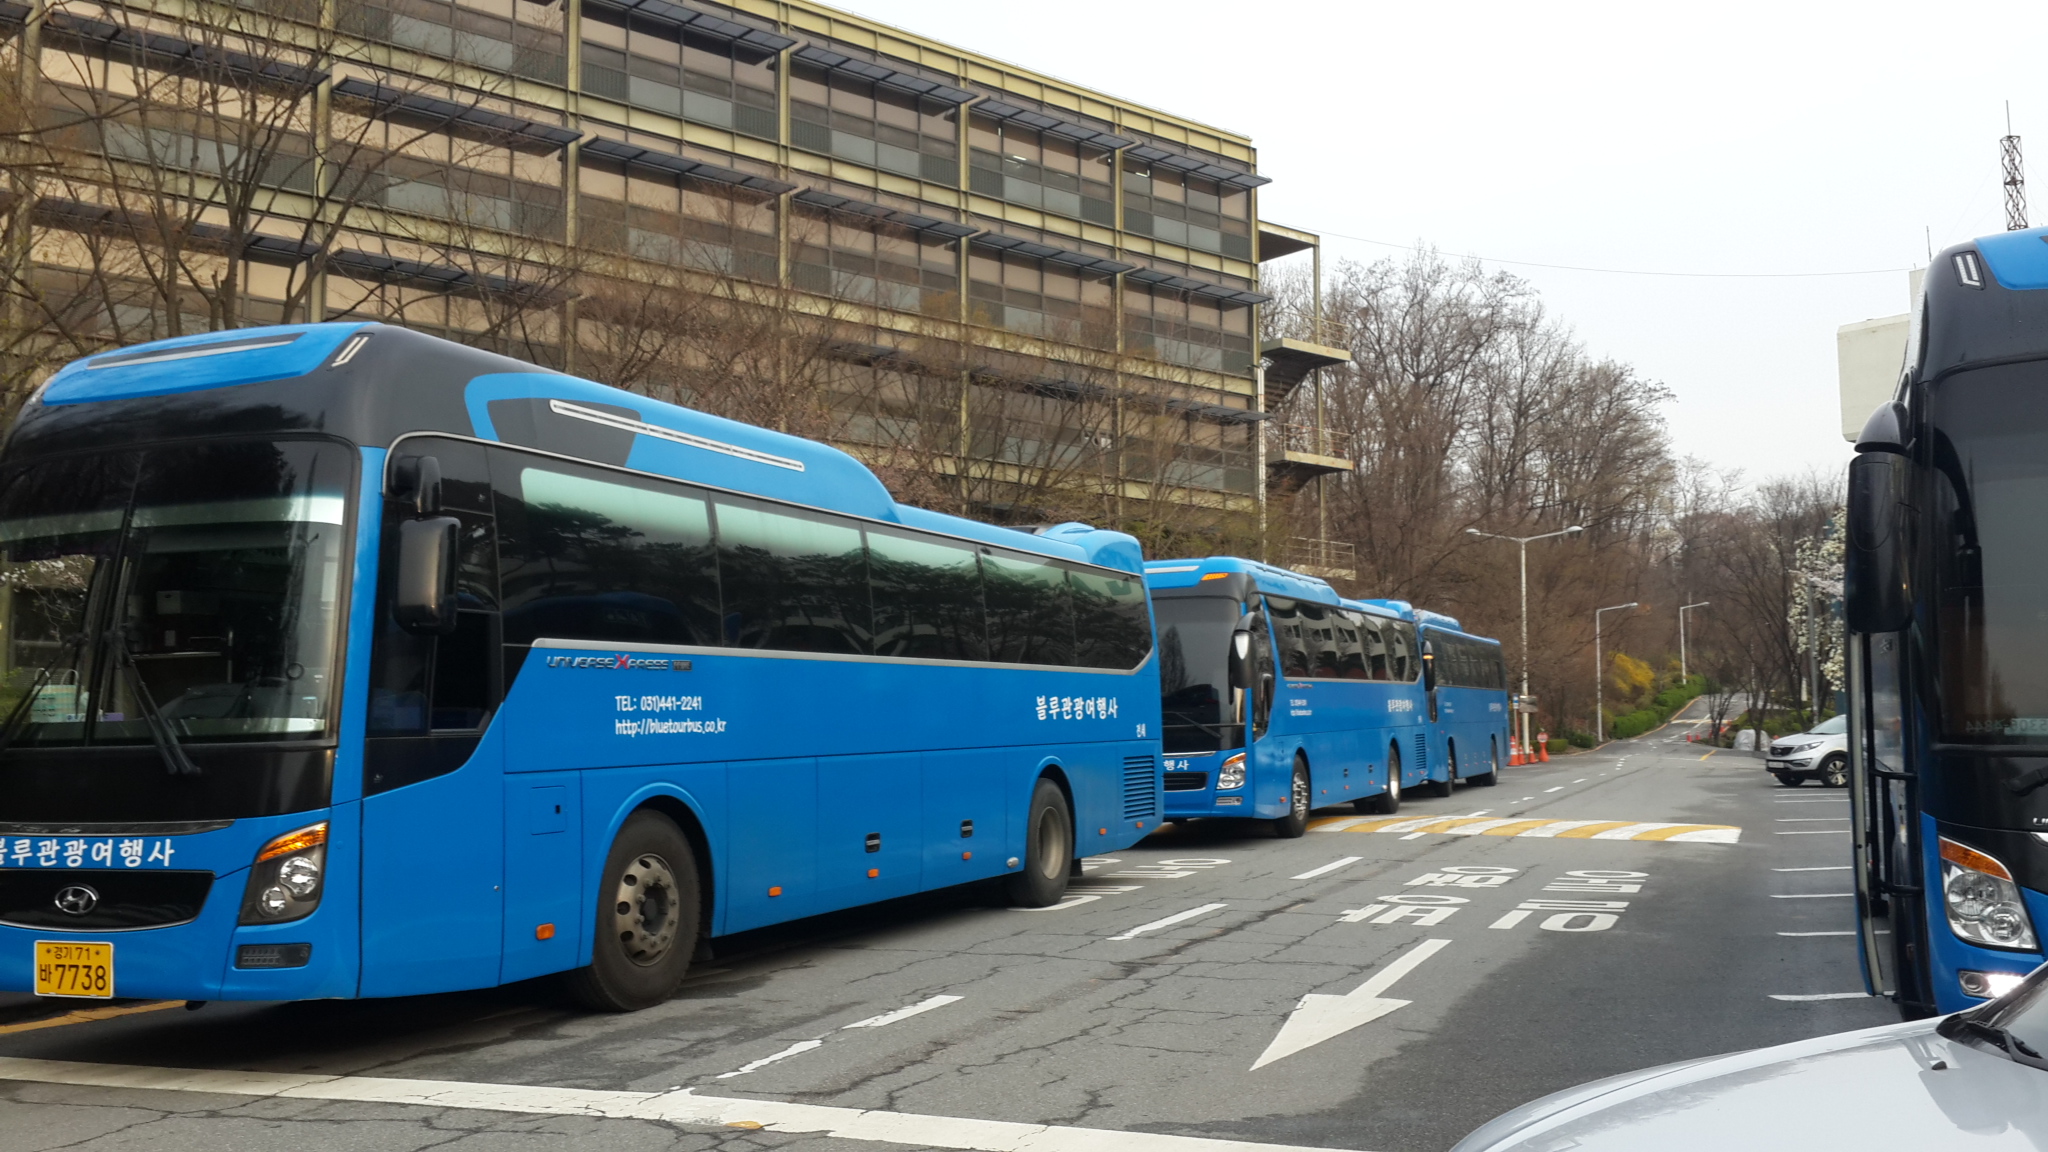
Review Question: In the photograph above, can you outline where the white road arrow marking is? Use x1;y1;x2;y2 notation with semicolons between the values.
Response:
1250;938;1450;1070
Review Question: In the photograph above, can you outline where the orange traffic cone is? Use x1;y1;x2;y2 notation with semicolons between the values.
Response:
1537;731;1551;762
1509;736;1523;766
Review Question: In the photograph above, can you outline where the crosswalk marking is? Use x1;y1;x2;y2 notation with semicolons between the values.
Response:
1307;815;1740;844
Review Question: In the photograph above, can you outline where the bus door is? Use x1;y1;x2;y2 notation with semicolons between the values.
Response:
1850;628;1925;1007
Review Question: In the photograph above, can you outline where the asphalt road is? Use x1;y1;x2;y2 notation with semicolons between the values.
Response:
0;708;1894;1152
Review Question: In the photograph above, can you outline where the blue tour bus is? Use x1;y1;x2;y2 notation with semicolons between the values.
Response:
1144;557;1442;834
0;322;1161;1011
1413;610;1512;790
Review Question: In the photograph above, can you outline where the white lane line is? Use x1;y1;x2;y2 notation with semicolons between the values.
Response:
1779;931;1856;937
0;1057;1349;1152
1777;830;1851;836
1776;818;1848;823
1399;832;1430;841
1769;893;1853;899
1770;992;1870;1001
718;1040;823;1079
1543;787;1565;793
1109;903;1228;941
1293;857;1363;881
1572;779;1587;784
842;995;963;1030
1776;799;1849;804
1516;797;1534;801
1773;866;1851;872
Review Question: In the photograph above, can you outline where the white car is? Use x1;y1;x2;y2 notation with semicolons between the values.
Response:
1766;713;1848;787
1451;965;2048;1151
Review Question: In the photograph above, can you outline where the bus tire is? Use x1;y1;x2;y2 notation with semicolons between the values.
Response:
1361;744;1403;814
1468;738;1500;787
1427;744;1456;798
1005;778;1073;908
566;810;700;1012
1819;755;1849;788
1274;758;1311;838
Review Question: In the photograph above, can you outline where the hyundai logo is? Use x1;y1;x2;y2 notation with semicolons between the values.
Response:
52;884;99;916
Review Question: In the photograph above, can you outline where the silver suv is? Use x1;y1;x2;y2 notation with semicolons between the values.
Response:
1765;713;1848;787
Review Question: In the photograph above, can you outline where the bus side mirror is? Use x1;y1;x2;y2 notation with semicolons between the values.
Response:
1846;451;1911;632
390;455;443;515
1228;628;1253;690
395;516;460;634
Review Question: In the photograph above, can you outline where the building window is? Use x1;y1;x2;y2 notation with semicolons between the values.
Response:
791;209;959;312
1123;164;1252;261
579;160;778;281
790;64;958;186
1124;284;1252;375
580;9;778;140
968;116;1112;226
968;247;1113;344
342;0;566;85
338;119;564;239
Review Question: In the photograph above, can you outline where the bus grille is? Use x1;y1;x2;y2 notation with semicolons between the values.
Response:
1123;756;1160;818
1413;733;1429;774
0;868;214;930
1164;772;1208;791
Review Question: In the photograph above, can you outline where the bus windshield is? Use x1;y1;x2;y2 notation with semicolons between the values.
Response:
1155;594;1243;753
1928;363;2048;743
0;439;352;748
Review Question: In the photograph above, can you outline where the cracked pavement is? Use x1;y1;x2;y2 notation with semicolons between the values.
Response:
0;715;1896;1152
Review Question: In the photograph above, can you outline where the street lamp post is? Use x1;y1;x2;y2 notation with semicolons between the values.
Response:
1678;601;1710;681
1466;525;1584;756
1595;601;1640;743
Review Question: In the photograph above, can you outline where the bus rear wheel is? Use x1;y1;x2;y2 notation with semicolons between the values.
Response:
1427;744;1456;798
566;810;700;1012
1005;778;1073;907
1274;759;1311;838
1468;738;1500;787
1360;745;1402;814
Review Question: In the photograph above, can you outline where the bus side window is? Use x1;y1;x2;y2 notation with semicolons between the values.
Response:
869;529;987;661
714;499;870;654
983;550;1074;666
1265;597;1310;677
1067;567;1151;670
1387;621;1416;682
1359;615;1388;680
494;458;722;654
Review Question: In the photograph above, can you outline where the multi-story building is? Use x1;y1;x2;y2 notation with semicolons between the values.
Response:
0;0;1352;557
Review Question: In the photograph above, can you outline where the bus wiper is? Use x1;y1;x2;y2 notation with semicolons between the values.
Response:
0;631;87;758
115;632;200;777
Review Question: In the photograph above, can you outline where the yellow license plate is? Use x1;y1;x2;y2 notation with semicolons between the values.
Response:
35;940;113;998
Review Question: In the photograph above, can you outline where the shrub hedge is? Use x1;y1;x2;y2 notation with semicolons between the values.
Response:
1606;675;1706;741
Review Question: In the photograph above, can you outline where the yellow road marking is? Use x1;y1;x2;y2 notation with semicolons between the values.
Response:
1476;819;1555;836
0;1000;181;1035
1551;821;1640;839
1699;750;1716;760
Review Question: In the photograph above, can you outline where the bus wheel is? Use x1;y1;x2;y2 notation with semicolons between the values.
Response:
1820;755;1849;788
1361;745;1402;814
1005;778;1074;908
566;810;700;1012
1467;738;1500;787
1274;759;1311;838
1427;744;1456;798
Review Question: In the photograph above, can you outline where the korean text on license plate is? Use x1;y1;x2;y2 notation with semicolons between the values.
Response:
35;940;112;998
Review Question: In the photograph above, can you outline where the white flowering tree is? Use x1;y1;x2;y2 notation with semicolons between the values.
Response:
1787;507;1845;715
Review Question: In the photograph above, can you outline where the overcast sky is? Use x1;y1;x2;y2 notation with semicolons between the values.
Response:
837;0;2035;488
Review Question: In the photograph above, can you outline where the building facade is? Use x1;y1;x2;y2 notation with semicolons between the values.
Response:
0;0;1351;554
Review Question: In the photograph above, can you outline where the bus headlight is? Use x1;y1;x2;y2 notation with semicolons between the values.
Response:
239;822;328;925
1940;837;2038;951
1216;754;1247;790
